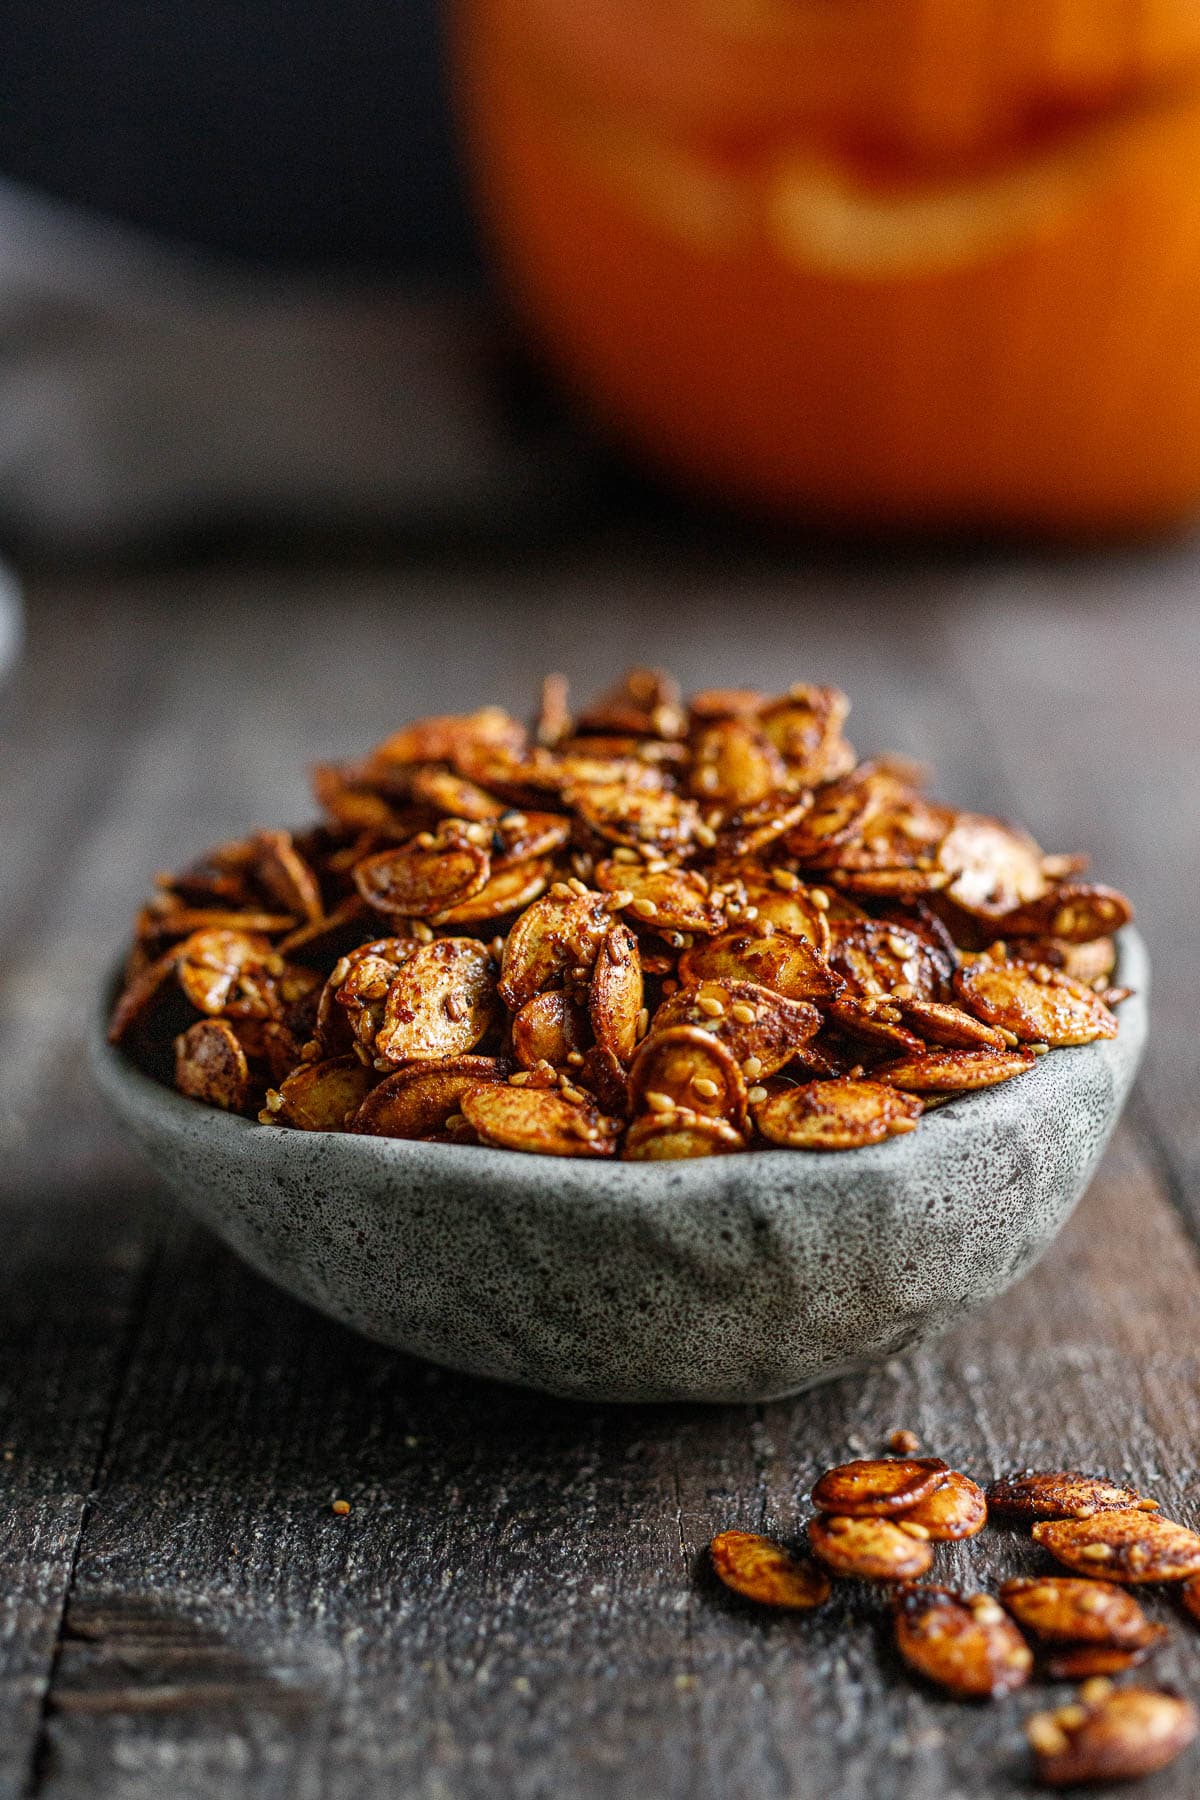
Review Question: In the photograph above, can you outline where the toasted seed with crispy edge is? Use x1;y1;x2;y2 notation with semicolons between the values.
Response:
498;890;611;1010
812;1457;950;1518
1033;1510;1200;1583
1028;1686;1197;1787
709;1530;831;1610
271;1056;376;1132
174;1019;252;1113
808;1515;934;1582
893;1585;1033;1698
512;991;591;1070
350;1057;508;1139
653;978;820;1079
679;930;841;1002
874;1048;1035;1093
955;961;1118;1047
987;1470;1151;1522
628;1025;748;1132
756;1079;923;1151
624;1111;746;1160
596;860;722;935
459;1084;619;1157
1043;1636;1167;1680
589;922;644;1063
375;938;499;1064
353;834;490;921
897;1471;987;1541
1000;1578;1160;1648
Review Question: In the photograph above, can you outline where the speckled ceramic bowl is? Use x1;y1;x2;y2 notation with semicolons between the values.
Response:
91;931;1147;1403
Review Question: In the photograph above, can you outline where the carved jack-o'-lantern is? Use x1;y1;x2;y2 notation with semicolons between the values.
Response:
457;0;1200;532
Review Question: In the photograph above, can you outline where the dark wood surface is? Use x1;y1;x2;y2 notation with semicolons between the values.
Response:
2;541;1199;1799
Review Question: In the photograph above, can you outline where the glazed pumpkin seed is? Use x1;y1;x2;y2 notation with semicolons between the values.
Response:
1043;1637;1166;1680
897;1471;987;1541
874;1047;1035;1093
895;1000;1007;1051
268;1056;376;1132
407;766;506;820
1033;1510;1200;1583
353;830;490;921
498;890;611;1010
830;920;949;1002
1027;1686;1197;1788
812;1457;950;1518
808;1515;933;1582
460;1083;619;1157
1000;1578;1160;1648
376;938;499;1064
678;930;841;1002
652;978;820;1079
432;856;551;926
628;1025;749;1132
250;828;324;924
350;1056;508;1139
892;1586;1033;1698
174;1019;252;1113
954;960;1118;1047
987;1471;1152;1522
512;991;592;1069
756;1079;923;1151
589;923;643;1063
595;859;722;934
993;882;1134;944
709;1530;831;1609
689;719;788;808
624;1111;746;1160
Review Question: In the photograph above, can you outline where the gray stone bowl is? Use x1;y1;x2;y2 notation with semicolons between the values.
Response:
91;931;1148;1404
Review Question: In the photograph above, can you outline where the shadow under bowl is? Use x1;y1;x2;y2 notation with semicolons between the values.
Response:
90;931;1148;1404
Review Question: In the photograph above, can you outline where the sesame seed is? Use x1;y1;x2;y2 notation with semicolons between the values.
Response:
1053;1705;1088;1731
1079;1677;1115;1707
730;1003;757;1024
742;905;759;922
491;937;506;960
412;920;434;942
697;996;725;1018
645;1091;675;1113
1077;1543;1114;1561
567;876;589;896
887;934;911;958
898;1522;930;1540
810;888;830;910
612;847;639;863
1030;1043;1050;1056
694;823;717;848
636;1008;650;1039
551;881;572;899
631;897;658;919
566;1050;585;1066
443;994;466;1021
747;1085;768;1104
509;1071;531;1086
888;1118;919;1134
772;868;801;891
331;1498;351;1516
264;1089;284;1112
1026;1717;1070;1758
742;1056;764;1080
445;1113;466;1130
691;1076;720;1098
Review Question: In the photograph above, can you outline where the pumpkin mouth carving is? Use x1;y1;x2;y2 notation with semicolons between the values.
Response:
539;74;1200;276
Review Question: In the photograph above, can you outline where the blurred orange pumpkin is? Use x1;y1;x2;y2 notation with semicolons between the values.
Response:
456;0;1200;533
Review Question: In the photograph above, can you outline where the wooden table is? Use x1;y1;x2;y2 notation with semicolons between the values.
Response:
2;540;1198;1799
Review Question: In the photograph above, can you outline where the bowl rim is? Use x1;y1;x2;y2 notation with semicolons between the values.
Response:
91;927;1148;1198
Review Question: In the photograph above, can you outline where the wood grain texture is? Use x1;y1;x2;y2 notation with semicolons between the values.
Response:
1;546;1197;1799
